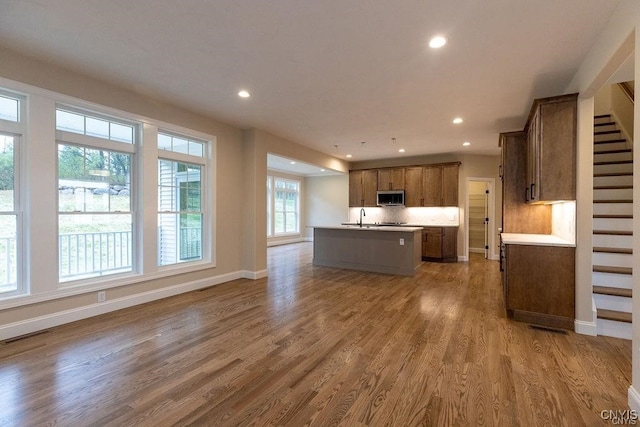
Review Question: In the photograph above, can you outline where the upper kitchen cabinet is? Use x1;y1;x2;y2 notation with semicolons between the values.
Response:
404;163;460;207
525;93;577;203
377;168;405;191
500;131;551;233
404;167;424;207
424;163;459;207
349;170;378;207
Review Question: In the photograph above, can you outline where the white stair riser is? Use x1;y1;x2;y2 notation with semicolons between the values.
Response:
593;151;633;162
594;174;633;186
593;234;633;249
594;294;632;313
593;203;633;216
592;217;633;231
597;319;632;340
593;188;633;200
594;163;634;174
592;252;634;268
595;142;629;152
592;271;633;288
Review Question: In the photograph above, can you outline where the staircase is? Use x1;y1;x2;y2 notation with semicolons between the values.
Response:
592;114;633;339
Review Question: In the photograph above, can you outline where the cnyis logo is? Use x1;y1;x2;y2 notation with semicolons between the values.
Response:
601;409;639;425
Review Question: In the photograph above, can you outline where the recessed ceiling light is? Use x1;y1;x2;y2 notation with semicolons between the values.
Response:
320;169;325;172
429;36;447;49
290;161;296;165
346;154;353;158
453;117;463;124
238;90;251;98
398;148;406;153
463;141;471;146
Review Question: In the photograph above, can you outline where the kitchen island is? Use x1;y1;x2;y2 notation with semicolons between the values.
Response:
313;226;423;276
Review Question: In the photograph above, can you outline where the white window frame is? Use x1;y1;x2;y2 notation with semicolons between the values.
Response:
56;106;138;286
157;130;210;269
0;89;25;298
267;175;301;237
0;77;216;310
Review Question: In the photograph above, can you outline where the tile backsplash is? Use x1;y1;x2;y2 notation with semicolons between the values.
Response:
348;206;460;226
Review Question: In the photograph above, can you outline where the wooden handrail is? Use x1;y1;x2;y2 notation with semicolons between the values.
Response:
618;82;634;103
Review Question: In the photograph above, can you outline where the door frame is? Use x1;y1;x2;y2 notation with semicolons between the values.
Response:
465;177;497;261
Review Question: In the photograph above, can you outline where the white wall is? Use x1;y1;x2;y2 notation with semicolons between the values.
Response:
305;174;350;239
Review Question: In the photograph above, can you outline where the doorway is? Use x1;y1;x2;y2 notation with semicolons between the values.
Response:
466;178;495;261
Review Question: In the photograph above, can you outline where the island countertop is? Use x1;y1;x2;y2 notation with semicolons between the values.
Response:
315;225;424;232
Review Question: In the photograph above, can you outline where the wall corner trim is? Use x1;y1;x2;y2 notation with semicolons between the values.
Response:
574;320;598;336
242;269;268;280
628;385;640;413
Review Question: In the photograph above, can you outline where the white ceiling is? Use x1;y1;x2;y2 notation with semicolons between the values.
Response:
267;153;341;177
0;0;621;162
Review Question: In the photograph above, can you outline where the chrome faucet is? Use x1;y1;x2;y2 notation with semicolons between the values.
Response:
359;208;366;227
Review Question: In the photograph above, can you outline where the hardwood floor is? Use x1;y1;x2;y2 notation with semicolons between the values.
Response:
0;243;632;426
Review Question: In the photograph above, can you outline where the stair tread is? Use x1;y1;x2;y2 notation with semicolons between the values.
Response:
593;230;633;235
594;172;633;177
594;139;627;145
597;309;632;323
593;214;633;219
593;286;633;298
594;160;633;165
593;265;633;275
594;148;633;154
593;199;633;203
593;247;633;254
593;185;633;190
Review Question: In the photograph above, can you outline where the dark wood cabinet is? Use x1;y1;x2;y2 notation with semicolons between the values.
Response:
404;167;424;207
442;164;459;206
349;170;377;207
524;94;577;203
422;227;457;262
377;168;405;191
499;131;551;234
349;162;459;208
503;244;575;329
402;163;459;207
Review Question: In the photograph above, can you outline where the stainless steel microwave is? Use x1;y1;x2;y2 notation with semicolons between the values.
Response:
377;190;404;206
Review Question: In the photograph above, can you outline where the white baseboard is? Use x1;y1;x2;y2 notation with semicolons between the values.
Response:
458;255;469;262
304;236;313;242
0;270;250;342
242;269;268;280
574;320;597;336
629;385;640;413
267;237;305;247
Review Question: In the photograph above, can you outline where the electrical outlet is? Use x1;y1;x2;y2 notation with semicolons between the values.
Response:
98;291;106;302
399;238;405;246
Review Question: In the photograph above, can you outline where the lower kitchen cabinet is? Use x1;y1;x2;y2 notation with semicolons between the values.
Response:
422;227;457;262
503;244;575;329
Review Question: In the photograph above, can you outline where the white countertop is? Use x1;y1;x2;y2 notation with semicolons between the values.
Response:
340;222;459;228
315;225;423;232
501;233;575;247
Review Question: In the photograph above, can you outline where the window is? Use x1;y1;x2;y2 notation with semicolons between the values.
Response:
57;108;135;282
267;176;300;236
157;132;206;267
0;134;18;293
0;90;23;296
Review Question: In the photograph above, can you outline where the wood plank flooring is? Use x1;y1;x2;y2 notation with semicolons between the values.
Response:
0;243;632;426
